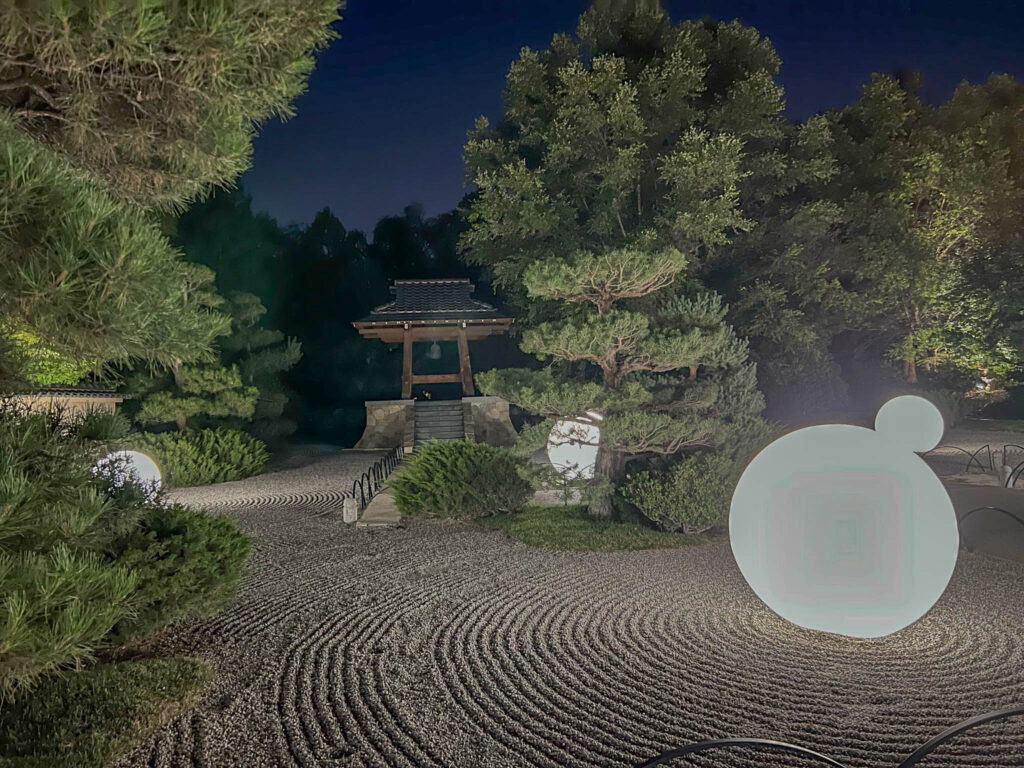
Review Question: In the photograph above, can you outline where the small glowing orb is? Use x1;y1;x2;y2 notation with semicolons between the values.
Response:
99;450;162;489
547;419;600;480
729;395;959;638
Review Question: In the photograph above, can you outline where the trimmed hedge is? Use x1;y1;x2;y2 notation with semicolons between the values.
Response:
104;504;251;646
389;440;533;518
131;427;268;487
622;453;735;535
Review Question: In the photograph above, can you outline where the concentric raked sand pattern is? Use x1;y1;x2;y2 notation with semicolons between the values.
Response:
119;454;1024;768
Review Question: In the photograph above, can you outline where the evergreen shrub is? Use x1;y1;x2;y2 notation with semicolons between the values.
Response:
389;441;533;518
0;406;251;698
0;408;138;698
622;453;736;535
105;504;251;645
131;427;268;487
75;408;133;443
0;657;212;768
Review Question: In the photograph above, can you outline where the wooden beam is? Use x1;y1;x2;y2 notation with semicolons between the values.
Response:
457;327;474;396
353;321;513;343
411;373;462;385
401;328;413;399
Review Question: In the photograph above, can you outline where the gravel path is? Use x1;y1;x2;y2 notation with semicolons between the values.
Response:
119;454;1024;768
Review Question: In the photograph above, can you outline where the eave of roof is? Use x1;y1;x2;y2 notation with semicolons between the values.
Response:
8;386;129;398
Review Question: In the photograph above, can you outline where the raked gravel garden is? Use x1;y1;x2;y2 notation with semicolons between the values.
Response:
113;451;1024;768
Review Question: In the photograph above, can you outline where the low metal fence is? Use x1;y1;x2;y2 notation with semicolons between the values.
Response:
921;443;1024;488
958;505;1024;550
345;446;403;511
922;443;993;474
636;705;1024;767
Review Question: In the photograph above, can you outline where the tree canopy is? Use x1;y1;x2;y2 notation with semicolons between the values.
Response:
0;113;228;386
462;2;773;517
0;0;341;210
826;74;1024;389
0;1;342;389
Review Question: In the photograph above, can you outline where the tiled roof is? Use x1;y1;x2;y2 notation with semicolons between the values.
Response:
10;384;128;398
357;279;510;323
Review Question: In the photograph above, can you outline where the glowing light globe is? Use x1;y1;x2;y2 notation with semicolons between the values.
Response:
729;395;959;638
546;419;600;480
99;450;162;490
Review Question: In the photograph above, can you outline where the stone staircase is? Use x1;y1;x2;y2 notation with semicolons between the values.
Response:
413;400;465;446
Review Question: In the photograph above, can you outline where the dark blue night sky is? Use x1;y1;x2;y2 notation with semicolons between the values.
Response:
242;0;1024;237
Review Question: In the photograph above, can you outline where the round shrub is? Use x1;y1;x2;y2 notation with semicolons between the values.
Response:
622;453;736;535
130;427;268;487
104;504;251;645
389;441;533;518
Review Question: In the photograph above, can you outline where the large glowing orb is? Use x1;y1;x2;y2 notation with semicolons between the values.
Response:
546;419;600;480
729;395;959;638
98;450;162;490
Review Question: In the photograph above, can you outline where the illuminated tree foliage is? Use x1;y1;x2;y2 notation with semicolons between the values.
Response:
0;0;341;210
464;2;772;517
133;361;257;433
829;74;1024;386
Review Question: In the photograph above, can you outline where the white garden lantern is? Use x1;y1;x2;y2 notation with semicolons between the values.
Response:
546;418;601;480
95;449;163;496
728;395;959;638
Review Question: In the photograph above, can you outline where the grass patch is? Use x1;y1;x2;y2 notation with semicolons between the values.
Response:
480;504;707;551
0;657;213;768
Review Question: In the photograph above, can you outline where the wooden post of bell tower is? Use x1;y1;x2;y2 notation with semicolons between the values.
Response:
456;325;474;396
401;325;413;399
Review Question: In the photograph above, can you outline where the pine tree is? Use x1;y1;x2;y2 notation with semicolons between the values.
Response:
0;1;341;210
0;115;230;389
134;363;258;433
0;1;341;386
220;293;302;445
462;3;774;517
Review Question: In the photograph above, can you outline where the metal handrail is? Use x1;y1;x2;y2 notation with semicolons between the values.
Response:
923;444;992;473
636;738;845;768
958;506;1024;551
1006;458;1024;488
1002;443;1024;467
346;445;403;511
636;705;1024;768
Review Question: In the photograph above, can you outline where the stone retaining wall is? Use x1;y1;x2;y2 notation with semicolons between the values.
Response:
354;400;415;451
354;396;518;449
464;396;518;447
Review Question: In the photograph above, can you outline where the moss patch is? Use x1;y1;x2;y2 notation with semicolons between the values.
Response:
481;504;707;551
0;657;213;768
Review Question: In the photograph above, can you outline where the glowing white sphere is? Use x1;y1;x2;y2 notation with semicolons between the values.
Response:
103;450;162;489
546;419;600;480
729;395;958;638
874;395;945;453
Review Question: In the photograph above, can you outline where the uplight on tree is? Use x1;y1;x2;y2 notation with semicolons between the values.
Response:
729;396;959;638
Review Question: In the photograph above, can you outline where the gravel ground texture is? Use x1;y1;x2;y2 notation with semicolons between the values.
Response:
117;451;1024;768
